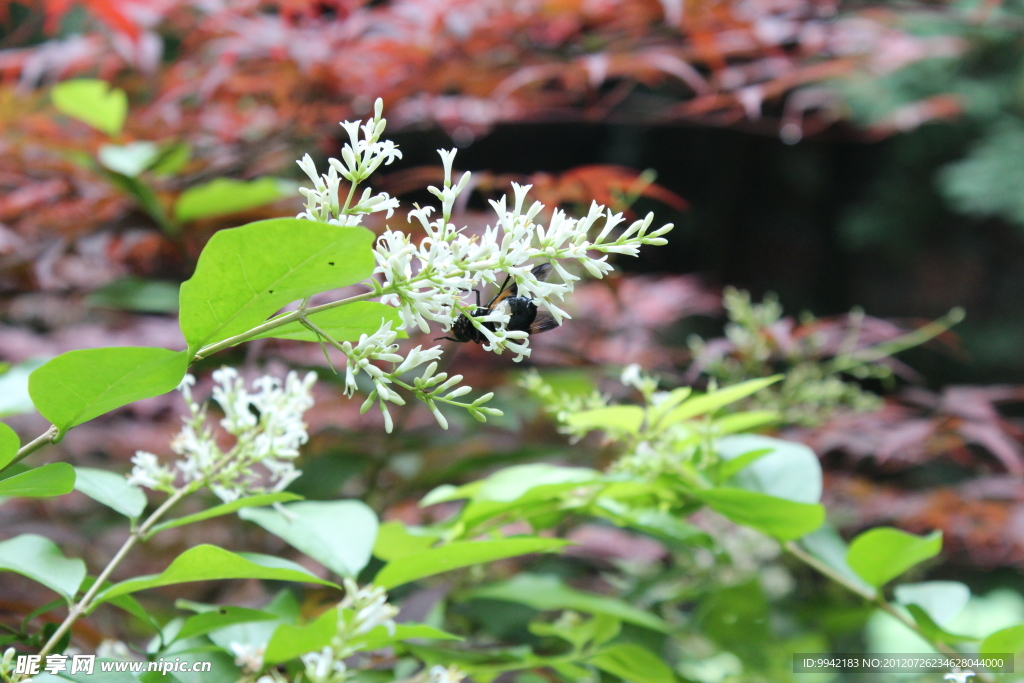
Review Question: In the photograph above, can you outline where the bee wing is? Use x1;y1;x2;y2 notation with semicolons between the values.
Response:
530;262;553;281
529;314;559;335
486;274;516;308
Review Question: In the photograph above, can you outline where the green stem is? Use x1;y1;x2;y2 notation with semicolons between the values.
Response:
827;307;965;375
4;425;58;472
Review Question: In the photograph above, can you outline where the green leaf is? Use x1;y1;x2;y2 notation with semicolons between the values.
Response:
0;422;18;469
586;644;676;683
73;467;147;518
252;301;401;342
88;277;180;314
665;375;782;424
373;521;440;561
715;435;822;503
565;406;644;435
981;624;1024;658
0;534;86;603
264;607;459;664
716;448;772;482
894;581;970;628
100;170;176;234
374;537;569;589
178;218;375;356
173;607;278;643
593;500;712;550
846;528;943;587
0;358;47;417
695;488;825;540
939;120;1024;227
90;545;339;607
798;526;876;599
150;142;191;176
98;142;160;177
0;463;75;497
29;347;188;436
713;410;780;434
147;492;303;536
239;500;378;577
530;614;621;650
465;574;671;633
174;178;296;223
51;79;127;136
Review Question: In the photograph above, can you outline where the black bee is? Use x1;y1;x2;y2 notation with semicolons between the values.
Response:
438;263;559;343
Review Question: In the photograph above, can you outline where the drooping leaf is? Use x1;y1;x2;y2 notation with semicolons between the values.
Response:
695;488;825;540
665;375;782;424
252;301;401;342
239;500;378;577
465;574;671;633
374;537;569;589
178;218;375;357
0;534;86;603
29;347;188;436
716;434;822;503
73;467;147;518
846;528;943;588
0;463;75;498
565;406;645;435
147;492;303;537
51;79;127;136
90;545;339;608
173;607;279;643
174;178;297;223
0;423;19;469
586;644;676;683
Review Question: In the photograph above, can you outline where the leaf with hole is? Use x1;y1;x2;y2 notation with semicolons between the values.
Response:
179;218;375;357
29;347;188;437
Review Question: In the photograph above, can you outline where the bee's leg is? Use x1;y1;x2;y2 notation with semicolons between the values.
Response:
475;289;482;307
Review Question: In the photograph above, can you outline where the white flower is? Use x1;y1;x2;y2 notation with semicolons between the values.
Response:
944;671;975;683
230;643;265;674
428;665;467;683
127;370;316;502
339;578;399;637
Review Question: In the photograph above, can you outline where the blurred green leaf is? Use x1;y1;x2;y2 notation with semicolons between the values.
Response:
0;534;86;603
0;463;75;498
73;467;147;518
150;143;191;176
981;623;1024;658
846;528;942;588
940;120;1024;227
0;358;47;417
174;178;297;223
586;644;675;683
88;277;180;314
716;435;822;503
374;521;440;561
173;607;278;643
0;423;18;469
51;79;127;136
147;492;303;536
239;500;379;578
695;488;825;540
665;375;782;424
98;142;160;177
565;406;644;435
798;526;877;599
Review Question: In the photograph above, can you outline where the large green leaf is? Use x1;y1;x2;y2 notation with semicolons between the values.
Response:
29;347;188;436
373;521;441;561
665;375;782;424
798;526;876;599
178;218;375;356
51;79;127;136
0;422;18;469
465;574;670;633
252;301;401;342
895;581;975;644
0;534;86;603
172;606;279;643
265;607;459;664
695;488;825;540
90;545;339;607
716;435;822;503
73;467;147;518
981;624;1024;658
587;644;676;683
239;500;378;577
174;178;296;223
374;537;569;589
147;492;303;537
0;463;75;498
846;528;942;588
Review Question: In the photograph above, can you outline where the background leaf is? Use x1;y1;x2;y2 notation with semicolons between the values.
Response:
174;178;297;222
0;534;86;603
178;218;375;356
73;467;147;518
239;500;379;577
0;358;48;417
981;623;1024;658
29;347;188;436
148;492;303;536
586;644;676;683
695;488;825;540
846;528;943;587
51;79;127;136
565;406;645;435
716;434;822;503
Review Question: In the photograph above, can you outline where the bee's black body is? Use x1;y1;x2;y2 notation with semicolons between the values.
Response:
440;264;558;344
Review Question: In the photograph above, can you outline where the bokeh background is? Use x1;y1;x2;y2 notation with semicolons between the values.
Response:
3;0;1024;677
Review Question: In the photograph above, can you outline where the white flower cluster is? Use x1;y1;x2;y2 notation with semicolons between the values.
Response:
295;100;672;432
297;98;401;226
299;580;400;683
128;369;316;503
